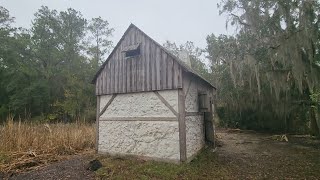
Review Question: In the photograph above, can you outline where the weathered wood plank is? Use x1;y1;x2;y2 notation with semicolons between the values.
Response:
118;49;123;93
110;59;115;94
178;66;183;88
122;52;126;93
147;37;152;91
151;43;157;90
132;57;137;92
126;57;131;92
95;80;99;95
139;32;145;91
99;75;103;95
122;35;129;93
104;67;108;94
156;47;161;90
161;51;167;89
173;61;179;89
135;29;142;92
95;26;212;95
143;34;148;91
101;68;104;94
167;55;173;89
96;76;100;95
114;52;119;93
107;61;111;94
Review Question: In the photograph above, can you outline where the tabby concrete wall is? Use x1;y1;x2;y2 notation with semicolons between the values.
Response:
98;90;180;161
183;74;214;159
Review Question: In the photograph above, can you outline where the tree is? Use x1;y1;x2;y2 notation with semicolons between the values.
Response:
31;6;94;120
0;6;115;122
0;6;15;120
0;6;14;29
209;0;320;133
87;17;114;68
163;41;211;81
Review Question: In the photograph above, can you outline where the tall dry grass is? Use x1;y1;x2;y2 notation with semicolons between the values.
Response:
0;116;95;154
0;115;95;173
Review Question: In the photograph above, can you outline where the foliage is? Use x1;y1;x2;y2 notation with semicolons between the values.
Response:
208;0;320;133
163;41;212;82
87;17;114;68
0;6;113;122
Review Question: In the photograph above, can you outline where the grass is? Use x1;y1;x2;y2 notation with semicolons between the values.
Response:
0;116;95;173
95;149;232;179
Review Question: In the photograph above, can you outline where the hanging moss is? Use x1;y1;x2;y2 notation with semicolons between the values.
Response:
208;0;320;133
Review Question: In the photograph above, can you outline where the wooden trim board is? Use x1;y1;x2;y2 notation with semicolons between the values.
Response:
95;96;100;152
99;117;177;121
185;112;203;116
178;89;187;162
154;91;178;117
99;94;117;117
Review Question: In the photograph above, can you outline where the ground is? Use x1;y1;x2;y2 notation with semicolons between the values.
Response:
2;129;320;179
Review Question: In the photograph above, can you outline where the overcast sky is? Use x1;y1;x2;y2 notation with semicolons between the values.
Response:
1;0;233;49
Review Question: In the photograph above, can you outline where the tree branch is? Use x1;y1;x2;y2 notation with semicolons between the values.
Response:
230;13;251;27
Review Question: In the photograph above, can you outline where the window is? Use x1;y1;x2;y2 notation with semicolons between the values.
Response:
123;43;141;58
198;92;209;112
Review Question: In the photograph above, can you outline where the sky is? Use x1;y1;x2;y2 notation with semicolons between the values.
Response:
1;0;233;49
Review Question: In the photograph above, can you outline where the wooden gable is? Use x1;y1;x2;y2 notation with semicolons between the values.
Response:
94;24;183;95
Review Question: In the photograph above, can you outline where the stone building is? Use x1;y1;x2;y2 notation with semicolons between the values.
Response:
92;24;216;163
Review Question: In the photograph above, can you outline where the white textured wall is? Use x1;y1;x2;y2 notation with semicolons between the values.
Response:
185;116;205;158
100;95;113;112
100;90;178;118
185;78;199;112
184;76;206;159
99;121;180;160
98;90;180;161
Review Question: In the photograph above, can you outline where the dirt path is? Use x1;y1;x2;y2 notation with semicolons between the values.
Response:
4;130;320;179
215;129;320;179
7;155;95;180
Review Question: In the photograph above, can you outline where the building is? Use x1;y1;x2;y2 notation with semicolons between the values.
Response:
92;24;216;163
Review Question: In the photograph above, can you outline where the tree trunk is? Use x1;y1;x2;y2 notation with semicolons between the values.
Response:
315;106;320;136
310;106;320;136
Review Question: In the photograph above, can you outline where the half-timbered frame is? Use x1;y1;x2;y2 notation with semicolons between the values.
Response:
92;24;216;163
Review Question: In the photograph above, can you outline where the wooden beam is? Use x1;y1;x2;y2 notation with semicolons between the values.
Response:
95;96;100;152
99;94;117;117
154;91;178;117
205;97;215;147
100;117;178;121
178;89;187;162
185;112;203;116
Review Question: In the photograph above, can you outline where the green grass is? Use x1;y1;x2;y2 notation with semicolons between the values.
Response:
95;149;231;179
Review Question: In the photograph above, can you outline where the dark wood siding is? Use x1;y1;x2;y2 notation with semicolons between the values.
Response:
95;27;183;95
